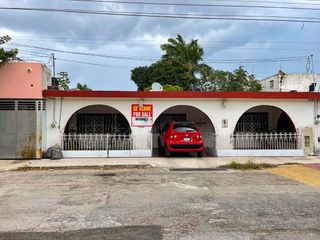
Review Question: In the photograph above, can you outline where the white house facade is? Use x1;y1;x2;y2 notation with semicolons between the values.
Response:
43;90;320;158
261;72;320;92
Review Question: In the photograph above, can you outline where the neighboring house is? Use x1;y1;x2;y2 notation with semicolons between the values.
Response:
0;62;51;159
261;71;320;92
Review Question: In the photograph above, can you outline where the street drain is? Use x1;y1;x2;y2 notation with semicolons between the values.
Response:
169;168;228;171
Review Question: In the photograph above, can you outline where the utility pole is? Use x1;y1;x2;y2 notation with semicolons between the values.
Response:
51;53;56;77
310;54;316;87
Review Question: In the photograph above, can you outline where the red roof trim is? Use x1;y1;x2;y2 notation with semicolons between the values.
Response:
43;90;320;99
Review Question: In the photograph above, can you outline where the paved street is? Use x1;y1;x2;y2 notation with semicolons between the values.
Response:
0;168;319;240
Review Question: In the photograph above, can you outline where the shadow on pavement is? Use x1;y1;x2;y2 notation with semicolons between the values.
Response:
0;226;162;240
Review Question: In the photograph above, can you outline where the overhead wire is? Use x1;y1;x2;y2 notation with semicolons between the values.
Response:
69;0;320;11
2;7;320;23
5;42;311;64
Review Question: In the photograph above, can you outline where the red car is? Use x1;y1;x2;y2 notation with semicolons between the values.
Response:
158;121;204;157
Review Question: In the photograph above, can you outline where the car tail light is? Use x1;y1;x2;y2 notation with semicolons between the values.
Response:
169;134;177;139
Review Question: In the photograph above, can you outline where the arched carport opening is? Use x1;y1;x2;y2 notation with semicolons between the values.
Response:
63;105;131;152
152;105;216;156
233;105;298;150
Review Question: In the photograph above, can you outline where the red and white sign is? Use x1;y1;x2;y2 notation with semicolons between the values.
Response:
131;104;153;127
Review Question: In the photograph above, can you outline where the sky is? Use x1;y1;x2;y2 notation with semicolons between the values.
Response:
1;0;320;90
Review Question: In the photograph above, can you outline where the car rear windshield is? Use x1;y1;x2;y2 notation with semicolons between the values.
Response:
173;123;198;132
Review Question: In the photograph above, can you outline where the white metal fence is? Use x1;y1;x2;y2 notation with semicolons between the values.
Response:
61;132;303;157
231;132;302;150
62;133;152;151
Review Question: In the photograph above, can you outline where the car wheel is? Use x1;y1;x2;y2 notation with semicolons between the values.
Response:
157;137;163;156
164;145;170;157
197;151;204;158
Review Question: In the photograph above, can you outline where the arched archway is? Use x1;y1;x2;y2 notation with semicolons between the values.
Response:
233;105;298;150
152;105;216;156
234;105;296;134
62;105;132;153
64;105;131;135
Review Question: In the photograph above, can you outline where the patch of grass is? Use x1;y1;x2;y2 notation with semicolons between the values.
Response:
219;160;276;170
15;166;54;171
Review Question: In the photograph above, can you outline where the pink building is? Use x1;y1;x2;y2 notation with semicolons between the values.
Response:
0;62;51;159
0;62;51;99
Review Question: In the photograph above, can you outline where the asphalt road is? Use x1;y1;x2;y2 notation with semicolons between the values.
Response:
0;168;319;240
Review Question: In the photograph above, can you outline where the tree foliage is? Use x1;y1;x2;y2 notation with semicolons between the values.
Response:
131;34;262;92
0;35;18;66
132;58;196;91
198;66;262;92
163;84;183;92
76;83;91;90
160;34;203;75
57;72;70;90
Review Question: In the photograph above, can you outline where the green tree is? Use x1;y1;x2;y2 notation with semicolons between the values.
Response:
222;67;261;91
0;35;18;66
163;84;183;91
132;57;196;91
131;34;262;92
198;66;261;92
58;71;70;90
131;66;153;91
76;83;91;90
160;34;204;76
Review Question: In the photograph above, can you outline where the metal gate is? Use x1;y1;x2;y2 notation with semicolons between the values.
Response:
0;100;43;159
62;133;152;158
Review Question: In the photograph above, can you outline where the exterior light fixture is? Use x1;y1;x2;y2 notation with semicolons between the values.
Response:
138;99;144;107
222;99;227;108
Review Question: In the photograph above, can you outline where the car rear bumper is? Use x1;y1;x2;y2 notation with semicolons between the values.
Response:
167;141;204;153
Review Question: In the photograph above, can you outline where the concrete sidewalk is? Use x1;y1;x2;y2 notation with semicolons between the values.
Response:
1;156;320;171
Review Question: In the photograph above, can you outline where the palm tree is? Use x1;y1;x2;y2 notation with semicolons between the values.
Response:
76;83;91;91
160;34;204;75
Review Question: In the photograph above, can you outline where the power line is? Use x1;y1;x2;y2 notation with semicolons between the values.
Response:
7;42;158;61
56;58;133;69
6;42;311;64
10;36;320;45
69;0;320;12
205;56;309;63
2;7;320;23
8;38;320;52
204;0;320;6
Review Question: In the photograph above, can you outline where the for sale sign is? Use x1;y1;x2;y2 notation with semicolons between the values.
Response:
131;104;153;127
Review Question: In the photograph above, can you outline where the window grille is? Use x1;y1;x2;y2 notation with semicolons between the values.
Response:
37;101;42;111
235;112;268;133
77;113;130;134
18;101;36;111
0;101;15;110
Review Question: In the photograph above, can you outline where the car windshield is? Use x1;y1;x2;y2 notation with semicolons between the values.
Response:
173;123;198;132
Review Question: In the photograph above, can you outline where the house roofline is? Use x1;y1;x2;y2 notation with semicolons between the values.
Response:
43;90;320;99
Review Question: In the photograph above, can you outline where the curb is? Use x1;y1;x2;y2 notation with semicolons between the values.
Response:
11;164;154;171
